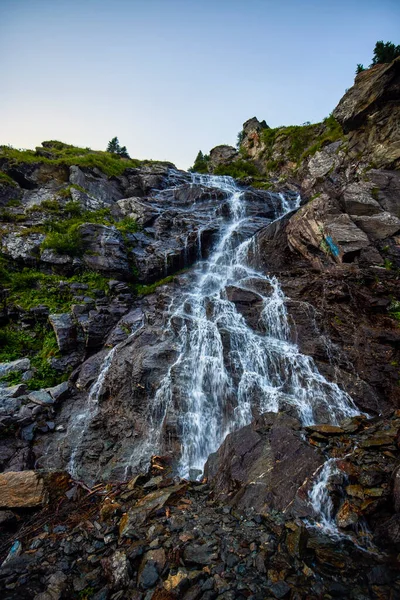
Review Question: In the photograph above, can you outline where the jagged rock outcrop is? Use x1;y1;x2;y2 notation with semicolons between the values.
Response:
209;145;238;169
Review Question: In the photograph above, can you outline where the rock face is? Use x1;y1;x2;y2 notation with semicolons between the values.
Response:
209;145;238;168
205;413;323;514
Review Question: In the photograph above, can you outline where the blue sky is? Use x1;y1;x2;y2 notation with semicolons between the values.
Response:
1;0;399;169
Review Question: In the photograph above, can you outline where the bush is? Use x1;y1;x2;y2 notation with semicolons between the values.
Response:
116;217;139;234
41;227;83;256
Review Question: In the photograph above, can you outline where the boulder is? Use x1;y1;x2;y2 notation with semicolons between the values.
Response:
308;142;342;179
69;165;124;204
342;182;382;216
0;471;45;508
351;212;400;241
27;390;54;406
209;145;238;168
204;412;323;515
0;358;30;378
49;313;78;353
285;195;370;266
79;224;131;278
119;484;187;536
0;230;45;261
116;197;159;226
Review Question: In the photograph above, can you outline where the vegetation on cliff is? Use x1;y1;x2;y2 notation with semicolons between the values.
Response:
0;140;165;178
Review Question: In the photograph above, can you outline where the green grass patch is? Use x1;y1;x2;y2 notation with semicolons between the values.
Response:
6;199;22;207
40;207;138;257
3;267;109;312
214;160;259;179
0;172;17;186
0;141;144;178
0;325;64;389
134;273;179;296
0;209;26;223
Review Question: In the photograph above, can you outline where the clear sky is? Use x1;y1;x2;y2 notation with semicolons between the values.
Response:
1;0;399;169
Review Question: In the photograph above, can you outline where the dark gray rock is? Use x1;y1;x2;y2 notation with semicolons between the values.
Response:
205;413;323;516
49;313;78;353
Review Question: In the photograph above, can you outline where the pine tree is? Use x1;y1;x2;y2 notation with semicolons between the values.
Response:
107;137;120;154
118;145;130;159
106;137;130;158
356;64;365;75
189;151;210;174
370;41;400;66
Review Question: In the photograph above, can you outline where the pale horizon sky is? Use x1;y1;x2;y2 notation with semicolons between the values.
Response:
1;0;399;169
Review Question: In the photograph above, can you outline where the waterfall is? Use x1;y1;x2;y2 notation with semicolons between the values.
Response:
307;459;342;536
139;173;359;479
67;347;117;479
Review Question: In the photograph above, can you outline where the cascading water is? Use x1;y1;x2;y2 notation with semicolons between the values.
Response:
68;347;117;479
307;459;342;536
140;173;359;479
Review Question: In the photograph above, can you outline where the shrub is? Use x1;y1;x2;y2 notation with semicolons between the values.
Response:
116;216;139;234
41;227;83;256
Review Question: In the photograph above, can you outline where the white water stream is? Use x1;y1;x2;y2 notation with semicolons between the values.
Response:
142;173;359;478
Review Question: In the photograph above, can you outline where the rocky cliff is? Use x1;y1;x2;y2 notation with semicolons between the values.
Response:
0;58;399;599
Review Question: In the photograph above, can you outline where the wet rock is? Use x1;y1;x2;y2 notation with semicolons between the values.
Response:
361;435;394;447
335;500;359;528
0;471;45;508
305;424;344;435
